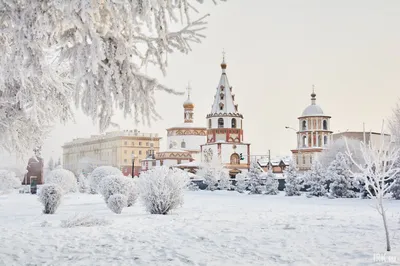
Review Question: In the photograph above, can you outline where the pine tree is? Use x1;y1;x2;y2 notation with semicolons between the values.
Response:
47;157;55;171
305;161;327;197
284;161;301;196
247;161;264;194
234;173;248;193
264;170;279;195
218;171;231;190
390;177;400;199
326;152;356;198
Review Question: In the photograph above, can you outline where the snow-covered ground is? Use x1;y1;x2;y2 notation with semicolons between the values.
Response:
1;191;400;266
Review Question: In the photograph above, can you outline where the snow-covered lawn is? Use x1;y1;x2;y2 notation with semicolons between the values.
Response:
1;191;400;265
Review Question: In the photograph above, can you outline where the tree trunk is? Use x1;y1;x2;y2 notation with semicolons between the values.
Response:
379;201;391;251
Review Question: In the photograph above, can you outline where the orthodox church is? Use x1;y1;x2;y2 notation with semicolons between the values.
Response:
290;87;333;171
141;85;206;171
200;56;251;176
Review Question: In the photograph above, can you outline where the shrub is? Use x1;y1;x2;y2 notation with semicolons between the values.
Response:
39;184;63;214
0;170;21;193
107;194;127;214
125;179;138;207
99;175;129;203
89;166;122;194
138;166;188;215
61;213;111;227
45;168;77;193
78;173;89;193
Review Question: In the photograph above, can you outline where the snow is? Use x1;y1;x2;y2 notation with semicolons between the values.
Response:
1;191;399;265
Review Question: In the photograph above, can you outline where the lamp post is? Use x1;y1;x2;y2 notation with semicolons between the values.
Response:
131;154;135;178
285;126;301;170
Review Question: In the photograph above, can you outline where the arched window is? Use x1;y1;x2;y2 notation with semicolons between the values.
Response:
181;140;186;149
302;120;307;130
302;136;307;147
220;93;224;100
324;136;328;145
323;120;328;130
208;119;212;129
218;118;224;128
230;153;240;165
219;103;224;111
231;118;237;128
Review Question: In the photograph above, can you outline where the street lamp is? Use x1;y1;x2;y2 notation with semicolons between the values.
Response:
285;126;301;169
131;153;135;178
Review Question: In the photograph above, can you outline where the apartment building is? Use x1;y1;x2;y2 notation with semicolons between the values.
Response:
62;130;161;176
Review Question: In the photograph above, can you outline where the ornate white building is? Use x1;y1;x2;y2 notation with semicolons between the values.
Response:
200;56;251;176
291;88;333;171
166;85;207;161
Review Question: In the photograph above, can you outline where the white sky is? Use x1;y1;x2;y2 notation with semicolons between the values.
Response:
36;0;400;163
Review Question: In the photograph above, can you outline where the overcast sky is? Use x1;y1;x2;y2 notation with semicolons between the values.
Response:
36;0;400;162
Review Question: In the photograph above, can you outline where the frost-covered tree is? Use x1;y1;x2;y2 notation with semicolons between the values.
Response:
234;173;248;193
264;170;279;195
39;184;63;214
78;173;89;193
138;166;188;215
247;161;264;194
389;100;400;146
218;171;231;190
45;168;78;193
346;127;400;252
107;194;128;214
197;160;223;191
305;161;327;197
390;177;400;200
125;179;138;207
187;181;200;191
0;1;224;154
326;152;356;198
98;175;130;204
318;138;362;171
47;157;55;171
284;162;301;196
89;166;123;194
0;170;21;193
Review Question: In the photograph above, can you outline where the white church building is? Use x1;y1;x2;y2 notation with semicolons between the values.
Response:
200;56;251;176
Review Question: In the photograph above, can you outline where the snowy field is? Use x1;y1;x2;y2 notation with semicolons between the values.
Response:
1;191;400;266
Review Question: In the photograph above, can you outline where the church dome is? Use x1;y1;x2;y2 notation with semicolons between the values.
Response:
183;99;194;108
302;104;324;116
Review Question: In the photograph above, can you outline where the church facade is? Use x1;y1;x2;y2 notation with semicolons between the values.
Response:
290;88;333;171
200;57;251;176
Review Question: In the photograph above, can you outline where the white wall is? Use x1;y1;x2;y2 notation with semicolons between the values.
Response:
201;143;249;164
167;135;206;152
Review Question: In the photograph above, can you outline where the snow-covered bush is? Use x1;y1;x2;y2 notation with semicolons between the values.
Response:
107;194;127;214
284;162;301;196
326;152;356;198
264;171;279;195
125;178;138;207
99;175;130;203
89;166;123;194
61;213;111;228
187;182;200;191
45;168;77;193
78;173;89;193
138;166;189;215
305;161;327;197
0;170;21;193
247;161;264;194
218;171;231;190
39;184;63;214
234;173;248;193
196;160;223;191
390;178;400;200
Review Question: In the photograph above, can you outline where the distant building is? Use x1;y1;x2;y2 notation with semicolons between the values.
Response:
200;55;251;177
333;131;393;150
62;130;161;176
258;157;291;174
290;88;333;171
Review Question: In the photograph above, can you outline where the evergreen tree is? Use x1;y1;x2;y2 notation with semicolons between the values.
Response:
247;161;264;194
264;170;279;195
326;152;356;198
234;173;248;193
284;161;301;196
218;171;231;190
47;157;55;171
305;161;327;197
390;177;400;199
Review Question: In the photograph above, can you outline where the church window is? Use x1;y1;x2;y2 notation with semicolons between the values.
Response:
323;120;328;130
208;119;211;128
302;136;307;147
220;85;224;91
231;118;237;128
218;118;224;128
230;153;240;165
303;155;306;164
302;120;307;130
296;155;298;165
310;155;312;164
220;93;224;100
219;103;224;111
324;136;328;145
181;140;186;149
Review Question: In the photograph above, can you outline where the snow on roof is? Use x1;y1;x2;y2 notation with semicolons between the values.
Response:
174;161;201;168
302;104;324;116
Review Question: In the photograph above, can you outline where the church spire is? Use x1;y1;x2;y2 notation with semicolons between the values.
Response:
221;49;227;71
311;84;316;105
183;82;194;123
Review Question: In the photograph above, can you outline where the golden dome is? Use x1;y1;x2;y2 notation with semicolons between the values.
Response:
183;100;194;108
